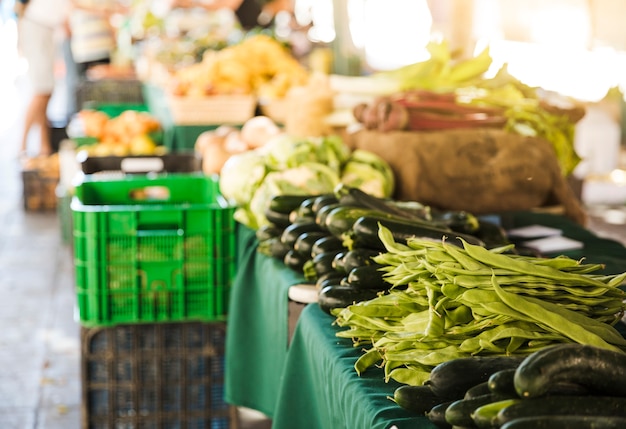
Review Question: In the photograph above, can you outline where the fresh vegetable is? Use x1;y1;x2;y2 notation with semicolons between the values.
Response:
496;395;626;428
427;401;455;429
310;235;346;258
513;343;626;399
393;384;443;415
487;369;517;398
445;394;500;428
280;222;323;248
269;194;315;214
499;415;626;429
346;265;389;291
283;249;308;272
255;224;283;242
464;382;491;400
264;208;291;228
318;285;379;314
341;248;380;274
293;232;329;257
471;398;519;429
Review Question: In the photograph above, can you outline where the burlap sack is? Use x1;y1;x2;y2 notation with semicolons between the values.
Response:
347;128;587;225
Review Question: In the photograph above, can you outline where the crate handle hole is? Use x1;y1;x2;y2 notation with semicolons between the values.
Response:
129;186;170;201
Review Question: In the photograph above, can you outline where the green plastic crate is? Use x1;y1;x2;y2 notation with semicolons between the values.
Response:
71;174;236;327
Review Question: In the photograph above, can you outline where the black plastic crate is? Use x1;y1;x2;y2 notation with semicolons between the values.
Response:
81;321;234;429
78;152;201;175
76;79;145;109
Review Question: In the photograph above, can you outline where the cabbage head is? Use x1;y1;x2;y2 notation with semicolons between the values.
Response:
219;150;267;205
340;149;395;198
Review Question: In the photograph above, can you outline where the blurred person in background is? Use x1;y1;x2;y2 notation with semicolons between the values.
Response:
16;0;71;157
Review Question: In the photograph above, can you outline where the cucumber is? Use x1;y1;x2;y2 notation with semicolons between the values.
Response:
464;382;491;400
488;369;517;398
269;194;314;214
427;400;455;429
293;232;329;257
311;235;345;259
513;343;626;399
317;284;379;314
342;248;381;274
426;356;525;401
350;216;486;252
393;384;444;414
445;393;498;428
500;415;626;429
346;265;390;291
496;395;626;427
280;222;323;248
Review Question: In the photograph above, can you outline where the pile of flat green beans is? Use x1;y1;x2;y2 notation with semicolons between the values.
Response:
333;225;626;386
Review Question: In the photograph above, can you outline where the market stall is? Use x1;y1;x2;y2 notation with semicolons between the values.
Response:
224;209;626;427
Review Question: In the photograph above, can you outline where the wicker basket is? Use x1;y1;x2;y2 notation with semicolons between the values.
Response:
166;94;257;125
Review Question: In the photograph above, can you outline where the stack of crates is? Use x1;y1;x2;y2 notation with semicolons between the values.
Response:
72;166;237;427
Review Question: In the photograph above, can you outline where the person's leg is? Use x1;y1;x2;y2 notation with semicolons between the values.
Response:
21;93;52;155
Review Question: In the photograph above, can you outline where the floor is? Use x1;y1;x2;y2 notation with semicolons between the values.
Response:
2;13;626;429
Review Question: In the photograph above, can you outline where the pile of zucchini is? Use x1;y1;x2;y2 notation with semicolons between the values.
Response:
397;343;626;429
255;185;503;313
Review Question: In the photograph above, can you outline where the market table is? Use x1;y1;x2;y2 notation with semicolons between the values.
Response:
224;211;626;426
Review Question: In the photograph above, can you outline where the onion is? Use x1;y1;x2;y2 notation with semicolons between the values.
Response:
240;115;281;149
196;130;231;175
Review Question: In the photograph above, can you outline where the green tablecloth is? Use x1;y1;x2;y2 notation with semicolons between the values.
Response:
273;303;435;429
224;225;306;417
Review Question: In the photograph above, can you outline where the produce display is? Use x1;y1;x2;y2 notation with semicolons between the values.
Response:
169;34;309;99
71;109;164;156
364;40;584;176
390;343;626;428
218;134;395;230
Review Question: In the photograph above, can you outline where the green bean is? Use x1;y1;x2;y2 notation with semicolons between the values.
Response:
386;365;432;386
443;241;486;270
354;348;382;375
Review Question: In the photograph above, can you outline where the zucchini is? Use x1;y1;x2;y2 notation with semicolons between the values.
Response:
445;393;498;428
317;284;379;314
488;369;517;398
471;398;519;429
331;251;347;273
513;343;626;399
283;249;307;272
496;395;626;427
269;194;314;214
347;265;390;291
427;400;455;429
280;222;323;248
334;184;421;220
342;248;381;274
393;384;444;415
255;224;284;242
323;205;400;238
264;208;292;228
293;196;318;220
257;236;290;260
431;210;480;235
464;382;491;400
350;216;486;252
289;210;316;225
499;415;626;429
426;356;525;401
311;193;339;214
293;231;330;257
315;271;346;291
311;235;346;259
314;203;343;230
312;250;344;277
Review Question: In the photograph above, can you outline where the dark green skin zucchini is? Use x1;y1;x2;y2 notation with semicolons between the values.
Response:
334;184;422;220
283;249;307;272
255;224;284;242
323;205;403;238
257;236;290;260
350;216;486;252
269;194;315;214
431;210;480;235
513;343;626;399
312;250;344;277
310;235;346;259
496;395;626;427
427;400;455;429
293;231;329;257
342;248;381;274
314;203;344;230
331;251;347;273
289;210;316;225
445;393;499;428
315;272;345;291
464;382;492;400
488;369;517;398
393;384;445;415
311;193;339;214
280;222;323;248
426;356;525;401
293;196;318;220
500;415;626;429
264;208;292;228
346;265;390;291
317;284;379;314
